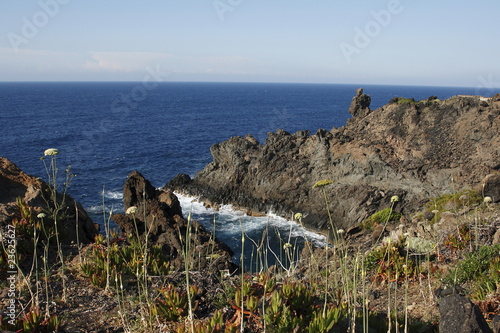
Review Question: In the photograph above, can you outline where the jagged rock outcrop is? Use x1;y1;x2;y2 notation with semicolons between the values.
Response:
0;157;98;243
167;91;500;232
112;171;236;272
349;88;372;118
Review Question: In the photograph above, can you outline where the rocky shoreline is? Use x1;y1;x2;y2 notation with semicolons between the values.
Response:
0;89;499;332
167;89;500;234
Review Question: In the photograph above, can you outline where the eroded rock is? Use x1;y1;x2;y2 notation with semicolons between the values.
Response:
112;171;236;273
0;157;98;243
167;91;500;232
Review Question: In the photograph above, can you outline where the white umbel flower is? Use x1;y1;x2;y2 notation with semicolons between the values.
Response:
44;148;59;156
126;206;138;215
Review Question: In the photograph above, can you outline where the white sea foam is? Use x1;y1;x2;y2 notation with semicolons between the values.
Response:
175;192;327;247
86;204;117;215
103;190;123;200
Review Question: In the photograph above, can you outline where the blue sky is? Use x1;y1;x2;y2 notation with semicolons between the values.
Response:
0;0;499;87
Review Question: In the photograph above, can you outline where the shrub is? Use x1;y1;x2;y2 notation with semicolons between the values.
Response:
365;237;417;282
397;97;416;105
474;256;500;300
81;233;171;288
444;243;500;290
425;190;482;224
361;208;402;230
443;224;472;252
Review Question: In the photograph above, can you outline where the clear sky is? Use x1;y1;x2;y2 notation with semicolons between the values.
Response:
0;0;498;87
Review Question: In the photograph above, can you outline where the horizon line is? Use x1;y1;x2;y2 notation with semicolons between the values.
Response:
0;80;481;90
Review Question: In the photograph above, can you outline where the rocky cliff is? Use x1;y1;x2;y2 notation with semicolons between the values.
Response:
167;90;500;232
0;157;98;243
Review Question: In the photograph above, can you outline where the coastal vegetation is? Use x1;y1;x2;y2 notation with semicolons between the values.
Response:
0;152;499;332
1;92;499;331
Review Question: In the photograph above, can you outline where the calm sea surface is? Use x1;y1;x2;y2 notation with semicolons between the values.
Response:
0;82;486;267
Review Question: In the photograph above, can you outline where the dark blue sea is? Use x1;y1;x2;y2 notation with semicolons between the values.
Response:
0;82;490;268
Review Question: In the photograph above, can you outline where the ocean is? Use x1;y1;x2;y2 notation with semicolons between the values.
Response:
0;82;489;267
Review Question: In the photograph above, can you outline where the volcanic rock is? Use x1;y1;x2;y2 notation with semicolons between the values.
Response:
348;88;372;118
167;91;500;232
438;293;493;333
481;173;500;203
0;157;98;243
112;171;236;272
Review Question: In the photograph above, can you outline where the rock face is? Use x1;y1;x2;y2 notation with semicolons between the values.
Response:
438;293;493;333
0;157;98;243
112;171;236;272
167;92;500;231
482;174;500;203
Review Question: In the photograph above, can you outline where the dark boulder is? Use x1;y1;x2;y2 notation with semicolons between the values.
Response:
481;174;500;202
438;293;492;333
112;171;237;272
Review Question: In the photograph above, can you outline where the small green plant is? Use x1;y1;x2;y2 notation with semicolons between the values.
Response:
175;309;239;333
81;233;171;288
443;224;473;252
265;280;345;333
306;305;345;333
425;190;482;224
397;97;416;105
474;256;500;300
365;238;417;282
312;179;337;236
444;243;500;287
151;284;200;321
40;148;75;302
361;208;402;231
1;306;60;332
389;97;416;105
